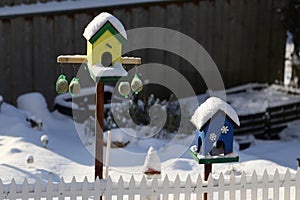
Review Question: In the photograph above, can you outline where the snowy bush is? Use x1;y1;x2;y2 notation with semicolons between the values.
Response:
110;93;194;138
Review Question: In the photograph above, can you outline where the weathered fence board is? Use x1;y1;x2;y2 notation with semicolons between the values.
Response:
0;19;12;103
0;0;288;106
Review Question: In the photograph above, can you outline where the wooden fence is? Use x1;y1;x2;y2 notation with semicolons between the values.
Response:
0;169;299;199
0;0;288;106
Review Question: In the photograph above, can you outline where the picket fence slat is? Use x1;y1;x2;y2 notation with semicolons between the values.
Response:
296;170;300;200
273;169;280;200
262;170;269;200
0;169;299;199
284;169;291;200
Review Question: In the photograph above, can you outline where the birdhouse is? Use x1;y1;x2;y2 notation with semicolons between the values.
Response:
190;97;240;164
83;12;128;82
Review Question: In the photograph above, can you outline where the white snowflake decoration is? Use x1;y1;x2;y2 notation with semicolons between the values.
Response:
209;133;217;142
221;126;229;134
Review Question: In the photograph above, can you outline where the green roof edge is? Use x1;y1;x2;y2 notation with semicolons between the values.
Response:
89;22;127;44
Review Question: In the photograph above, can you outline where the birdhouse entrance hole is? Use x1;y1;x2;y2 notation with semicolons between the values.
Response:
197;137;202;153
101;52;113;67
212;141;225;155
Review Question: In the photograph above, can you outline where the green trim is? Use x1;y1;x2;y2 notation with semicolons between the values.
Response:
96;76;123;83
89;22;127;44
190;150;239;164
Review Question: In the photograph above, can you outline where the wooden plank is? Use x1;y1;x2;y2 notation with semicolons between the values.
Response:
226;0;243;87
131;6;149;62
57;55;87;63
269;0;287;83
14;0;22;5
240;0;258;84
181;2;203;94
165;3;182;96
121;57;141;64
0;19;12;103
212;0;225;83
11;17;34;103
206;1;215;57
147;5;166;64
219;0;230;85
33;16;55;106
54;14;75;90
57;55;141;64
198;1;209;51
74;13;92;55
23;17;34;90
4;0;14;6
95;83;104;180
145;5;167;100
254;0;273;83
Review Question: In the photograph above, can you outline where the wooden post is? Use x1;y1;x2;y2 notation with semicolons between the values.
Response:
95;82;104;180
204;163;212;200
105;130;112;179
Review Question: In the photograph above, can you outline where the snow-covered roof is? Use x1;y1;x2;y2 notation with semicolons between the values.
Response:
83;12;127;41
190;97;240;130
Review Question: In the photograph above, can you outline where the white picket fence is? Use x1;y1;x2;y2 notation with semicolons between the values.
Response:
0;169;299;200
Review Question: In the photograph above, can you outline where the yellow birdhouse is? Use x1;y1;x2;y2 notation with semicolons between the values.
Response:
83;12;128;82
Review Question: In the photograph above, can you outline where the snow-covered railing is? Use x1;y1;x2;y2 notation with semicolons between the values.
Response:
0;169;299;199
0;0;68;7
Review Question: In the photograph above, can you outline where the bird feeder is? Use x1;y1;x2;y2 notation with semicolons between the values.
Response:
56;12;142;180
83;12;128;83
190;97;240;200
190;97;240;164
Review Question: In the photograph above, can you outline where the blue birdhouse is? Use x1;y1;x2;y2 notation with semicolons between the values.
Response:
190;97;240;162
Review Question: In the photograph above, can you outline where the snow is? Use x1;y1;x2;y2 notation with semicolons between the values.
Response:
90;62;128;78
185;83;300;116
17;93;50;118
0;91;298;189
190;97;240;130
104;128;136;144
142;146;161;173
83;12;127;41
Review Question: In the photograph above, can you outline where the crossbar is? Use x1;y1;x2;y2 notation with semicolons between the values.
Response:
57;55;141;65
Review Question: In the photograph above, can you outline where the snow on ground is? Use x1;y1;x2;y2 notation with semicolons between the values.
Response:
0;92;298;185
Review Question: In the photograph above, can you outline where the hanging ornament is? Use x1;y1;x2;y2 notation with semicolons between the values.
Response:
56;74;68;94
118;81;130;98
69;77;81;95
131;74;143;94
69;64;80;95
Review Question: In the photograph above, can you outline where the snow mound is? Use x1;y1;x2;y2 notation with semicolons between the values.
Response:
83;12;127;41
142;146;161;174
104;128;137;144
17;93;50;118
279;119;300;141
190;97;240;130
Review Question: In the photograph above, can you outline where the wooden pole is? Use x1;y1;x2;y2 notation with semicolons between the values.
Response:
105;130;112;179
95;82;104;180
204;163;212;200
